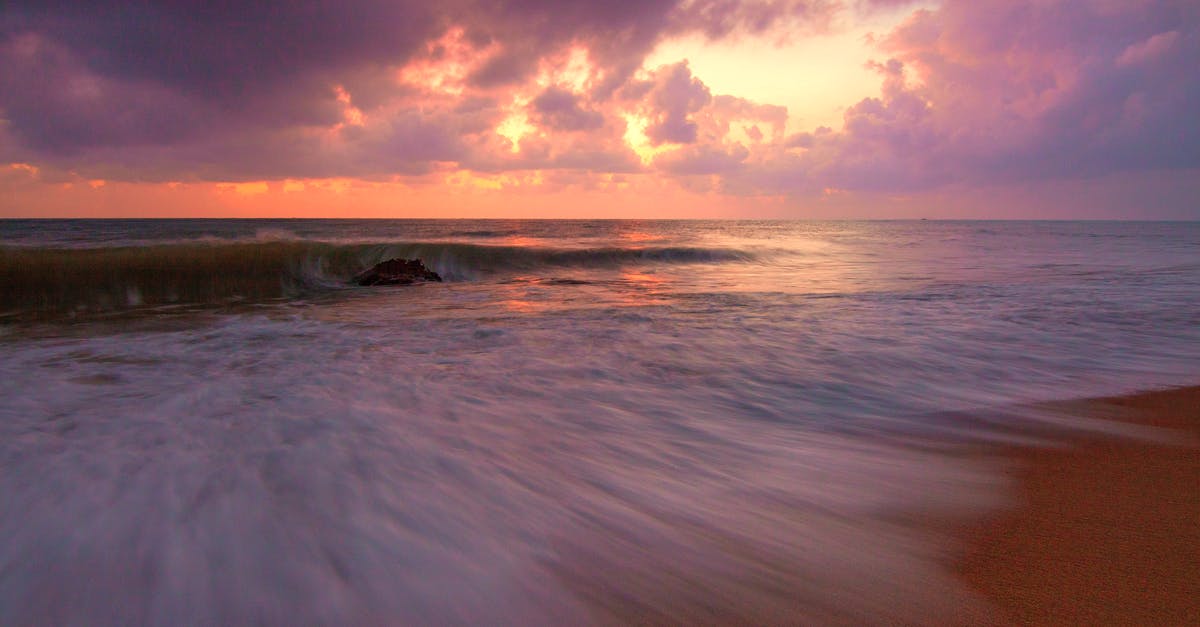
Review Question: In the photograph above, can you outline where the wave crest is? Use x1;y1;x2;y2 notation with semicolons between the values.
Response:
0;241;752;319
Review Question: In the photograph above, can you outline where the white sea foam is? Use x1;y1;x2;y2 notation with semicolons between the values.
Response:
0;220;1197;624
0;315;1008;624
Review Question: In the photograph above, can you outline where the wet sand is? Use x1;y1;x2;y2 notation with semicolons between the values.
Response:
957;386;1200;625
557;388;1199;625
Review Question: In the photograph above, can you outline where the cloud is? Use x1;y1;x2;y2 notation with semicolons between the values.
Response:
627;61;713;145
1116;30;1180;68
668;0;839;39
0;34;219;154
656;142;750;175
531;87;605;131
0;0;831;179
719;0;1200;196
882;0;1200;181
1;0;1198;214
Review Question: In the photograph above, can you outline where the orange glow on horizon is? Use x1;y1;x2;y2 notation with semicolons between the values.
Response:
445;170;546;192
217;181;270;196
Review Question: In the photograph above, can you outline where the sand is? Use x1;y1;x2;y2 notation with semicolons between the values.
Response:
957;386;1200;625
554;387;1199;625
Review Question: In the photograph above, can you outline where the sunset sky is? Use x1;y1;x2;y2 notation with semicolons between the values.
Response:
2;1;1198;219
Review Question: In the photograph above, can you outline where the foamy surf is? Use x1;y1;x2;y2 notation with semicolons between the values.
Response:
1;219;1197;624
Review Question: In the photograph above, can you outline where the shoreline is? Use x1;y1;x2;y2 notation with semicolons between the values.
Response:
955;385;1200;625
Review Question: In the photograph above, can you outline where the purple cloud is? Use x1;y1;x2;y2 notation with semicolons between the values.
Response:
657;143;750;175
722;0;1200;196
631;62;712;145
671;1;839;39
1;0;1197;213
0;0;827;178
531;87;605;131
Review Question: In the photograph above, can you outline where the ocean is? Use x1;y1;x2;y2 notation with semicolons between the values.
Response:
1;219;1197;624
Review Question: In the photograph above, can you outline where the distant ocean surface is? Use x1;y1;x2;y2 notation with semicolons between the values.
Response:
1;219;1198;623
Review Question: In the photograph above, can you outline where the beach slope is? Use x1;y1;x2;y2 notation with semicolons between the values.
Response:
958;386;1200;625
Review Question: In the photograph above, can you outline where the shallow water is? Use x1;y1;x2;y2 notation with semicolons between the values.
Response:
1;220;1197;623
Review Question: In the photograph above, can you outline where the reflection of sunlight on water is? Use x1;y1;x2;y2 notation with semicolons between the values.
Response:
490;272;677;312
500;298;541;313
618;231;663;243
495;278;551;313
493;235;547;248
621;270;665;285
616;270;671;307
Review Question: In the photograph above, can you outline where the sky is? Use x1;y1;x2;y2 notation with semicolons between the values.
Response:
1;0;1198;219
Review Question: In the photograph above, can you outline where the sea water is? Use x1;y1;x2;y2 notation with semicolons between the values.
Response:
1;220;1197;623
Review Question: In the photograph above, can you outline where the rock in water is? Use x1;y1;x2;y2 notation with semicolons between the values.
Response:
353;258;443;286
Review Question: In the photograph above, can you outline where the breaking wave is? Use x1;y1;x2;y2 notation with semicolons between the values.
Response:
0;240;753;319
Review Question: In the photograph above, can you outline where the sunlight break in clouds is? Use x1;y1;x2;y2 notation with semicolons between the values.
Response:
0;0;1198;218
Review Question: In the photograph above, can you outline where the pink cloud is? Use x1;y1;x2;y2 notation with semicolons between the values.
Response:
531;87;606;131
1117;30;1180;67
716;0;1200;197
1;0;1197;219
626;62;714;145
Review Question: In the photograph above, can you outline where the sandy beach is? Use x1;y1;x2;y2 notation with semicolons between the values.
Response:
957;386;1200;625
